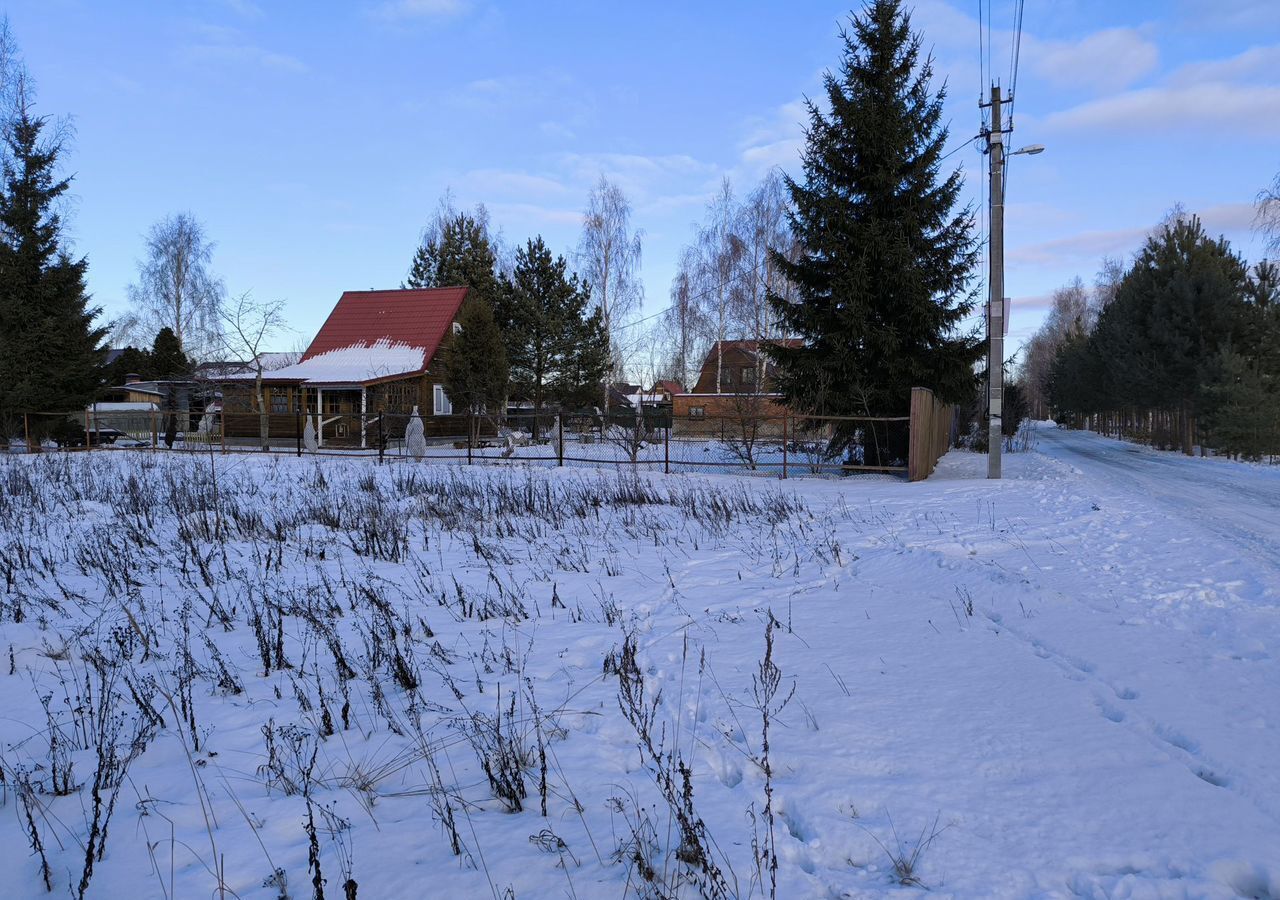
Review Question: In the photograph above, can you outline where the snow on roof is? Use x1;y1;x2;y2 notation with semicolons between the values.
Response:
256;351;303;371
256;339;427;385
88;402;159;411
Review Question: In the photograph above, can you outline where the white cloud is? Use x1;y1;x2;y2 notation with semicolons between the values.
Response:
180;24;308;73
1031;28;1159;93
1178;0;1280;30
1007;202;1259;267
1169;44;1280;86
484;201;582;229
221;0;264;19
557;152;719;206
1043;82;1280;136
735;99;808;180
1042;42;1280;137
375;0;468;20
457;169;570;200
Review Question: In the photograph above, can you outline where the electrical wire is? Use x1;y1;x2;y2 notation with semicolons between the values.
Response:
615;256;771;331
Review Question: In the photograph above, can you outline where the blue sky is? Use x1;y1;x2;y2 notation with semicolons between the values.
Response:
10;0;1279;357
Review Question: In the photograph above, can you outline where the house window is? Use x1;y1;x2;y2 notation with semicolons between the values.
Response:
270;388;290;415
719;369;733;388
433;384;453;416
741;367;756;384
689;406;705;418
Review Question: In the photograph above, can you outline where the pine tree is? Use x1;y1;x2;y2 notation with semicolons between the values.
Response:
501;236;604;425
404;243;438;290
765;0;980;460
554;304;611;412
0;103;104;434
405;213;500;305
442;298;509;445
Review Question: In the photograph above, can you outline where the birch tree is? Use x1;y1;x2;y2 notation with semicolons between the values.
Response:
662;246;708;389
1255;171;1280;256
220;293;288;450
576;175;643;392
127;213;226;360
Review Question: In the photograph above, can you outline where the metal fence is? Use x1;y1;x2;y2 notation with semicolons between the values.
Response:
8;406;934;480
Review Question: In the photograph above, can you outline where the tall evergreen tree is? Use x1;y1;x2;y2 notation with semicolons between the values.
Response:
442;298;509;445
101;345;152;386
501;236;604;421
150;327;190;379
0;102;104;433
554;305;611;411
405;212;501;307
765;0;980;459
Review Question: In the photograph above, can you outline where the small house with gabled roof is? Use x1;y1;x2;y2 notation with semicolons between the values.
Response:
222;287;470;446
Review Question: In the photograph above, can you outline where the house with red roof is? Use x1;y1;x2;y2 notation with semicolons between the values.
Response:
221;287;470;446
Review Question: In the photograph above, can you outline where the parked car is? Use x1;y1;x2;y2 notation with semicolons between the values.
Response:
56;425;149;448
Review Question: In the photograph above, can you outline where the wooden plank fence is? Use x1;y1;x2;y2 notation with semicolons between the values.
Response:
907;386;955;482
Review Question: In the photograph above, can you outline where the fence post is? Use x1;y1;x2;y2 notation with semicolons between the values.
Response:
908;388;922;481
781;412;788;480
557;414;564;467
664;419;670;474
296;405;302;457
467;412;473;465
378;414;384;464
84;409;92;452
220;413;226;455
23;413;30;453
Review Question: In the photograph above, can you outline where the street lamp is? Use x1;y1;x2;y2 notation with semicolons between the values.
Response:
984;84;1044;480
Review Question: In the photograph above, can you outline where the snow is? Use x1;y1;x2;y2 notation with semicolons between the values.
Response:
0;423;1277;898
87;402;158;412
239;339;426;384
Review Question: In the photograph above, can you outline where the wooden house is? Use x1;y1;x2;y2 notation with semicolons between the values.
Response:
671;340;798;428
221;287;471;446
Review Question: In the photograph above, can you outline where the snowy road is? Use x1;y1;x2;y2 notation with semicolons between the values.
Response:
1036;424;1280;571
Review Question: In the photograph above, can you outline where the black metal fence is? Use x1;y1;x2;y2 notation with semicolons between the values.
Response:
9;408;913;480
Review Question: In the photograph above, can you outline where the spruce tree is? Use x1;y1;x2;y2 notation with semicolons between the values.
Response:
150;327;191;379
0;104;104;434
765;0;980;459
442;298;509;445
101;346;151;386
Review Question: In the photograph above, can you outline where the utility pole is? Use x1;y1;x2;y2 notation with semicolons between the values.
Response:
984;84;1006;479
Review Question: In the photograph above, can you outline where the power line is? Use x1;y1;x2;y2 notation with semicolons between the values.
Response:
1002;0;1027;207
612;253;775;334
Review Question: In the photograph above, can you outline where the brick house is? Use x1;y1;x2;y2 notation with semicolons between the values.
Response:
671;340;800;430
221;287;471;446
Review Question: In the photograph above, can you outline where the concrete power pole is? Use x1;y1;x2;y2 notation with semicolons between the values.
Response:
985;84;1006;479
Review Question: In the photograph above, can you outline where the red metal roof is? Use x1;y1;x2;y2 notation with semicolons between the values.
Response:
300;287;469;372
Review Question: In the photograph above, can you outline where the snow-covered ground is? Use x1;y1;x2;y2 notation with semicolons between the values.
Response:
0;424;1276;899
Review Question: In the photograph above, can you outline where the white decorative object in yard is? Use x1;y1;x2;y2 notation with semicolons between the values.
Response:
406;405;427;459
196;412;213;435
303;414;318;453
498;426;530;458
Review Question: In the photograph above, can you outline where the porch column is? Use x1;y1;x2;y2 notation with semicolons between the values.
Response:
317;388;324;448
360;388;368;449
